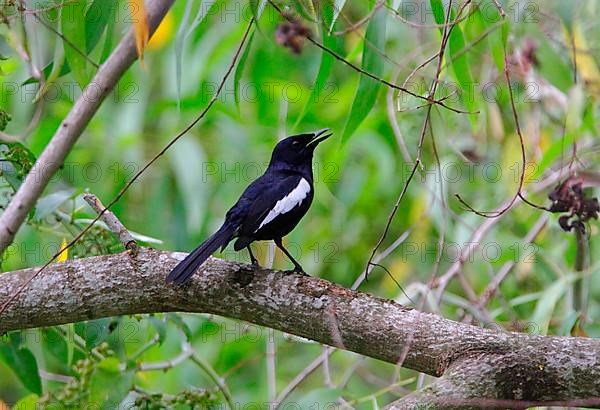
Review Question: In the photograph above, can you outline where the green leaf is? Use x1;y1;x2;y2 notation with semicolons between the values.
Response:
42;327;68;364
89;357;134;406
532;275;571;335
537;39;574;92
234;29;255;110
61;0;90;89
85;0;117;54
22;62;71;86
476;1;507;71
167;313;192;340
11;393;39;409
84;318;113;349
341;6;386;143
169;138;207;232
294;1;336;128
532;86;584;180
148;315;167;345
430;0;477;122
33;189;76;221
0;142;36;191
99;1;118;64
0;343;42;395
249;0;268;24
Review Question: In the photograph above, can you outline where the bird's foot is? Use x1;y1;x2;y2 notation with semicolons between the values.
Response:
283;266;309;276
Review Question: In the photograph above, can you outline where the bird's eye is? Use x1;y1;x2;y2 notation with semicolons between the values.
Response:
292;141;299;145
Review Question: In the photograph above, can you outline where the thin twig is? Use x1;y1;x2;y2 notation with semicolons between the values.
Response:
454;49;527;218
475;214;549;309
83;193;137;252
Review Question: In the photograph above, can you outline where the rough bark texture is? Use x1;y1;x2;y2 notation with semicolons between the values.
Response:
0;248;599;408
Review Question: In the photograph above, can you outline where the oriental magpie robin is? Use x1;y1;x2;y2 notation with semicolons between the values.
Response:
166;128;332;284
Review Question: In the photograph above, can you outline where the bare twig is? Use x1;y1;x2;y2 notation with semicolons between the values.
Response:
454;49;528;218
83;193;137;252
475;214;549;309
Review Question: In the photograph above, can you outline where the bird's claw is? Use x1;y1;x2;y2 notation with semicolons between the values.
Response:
283;266;308;276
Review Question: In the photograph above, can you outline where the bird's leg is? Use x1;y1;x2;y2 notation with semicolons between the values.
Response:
246;246;259;266
274;238;307;276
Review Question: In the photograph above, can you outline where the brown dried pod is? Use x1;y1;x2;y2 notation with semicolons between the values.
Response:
275;13;311;54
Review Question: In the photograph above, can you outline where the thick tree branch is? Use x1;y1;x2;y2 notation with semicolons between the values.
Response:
0;248;599;407
0;0;175;253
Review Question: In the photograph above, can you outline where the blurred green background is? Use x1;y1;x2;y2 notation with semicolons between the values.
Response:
0;0;599;408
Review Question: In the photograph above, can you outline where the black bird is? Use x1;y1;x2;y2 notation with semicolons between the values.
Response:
166;129;332;284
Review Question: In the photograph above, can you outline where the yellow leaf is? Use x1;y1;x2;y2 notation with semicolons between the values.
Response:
57;238;68;263
148;10;174;50
569;22;600;96
130;0;149;61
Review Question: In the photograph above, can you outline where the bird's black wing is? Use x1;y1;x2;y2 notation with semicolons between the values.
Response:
233;173;313;249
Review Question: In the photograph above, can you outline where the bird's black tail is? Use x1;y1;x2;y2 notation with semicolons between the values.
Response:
166;223;236;284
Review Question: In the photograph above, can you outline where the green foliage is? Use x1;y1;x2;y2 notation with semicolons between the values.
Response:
0;142;35;191
0;0;599;406
0;108;11;131
342;4;386;143
60;0;90;89
0;336;42;395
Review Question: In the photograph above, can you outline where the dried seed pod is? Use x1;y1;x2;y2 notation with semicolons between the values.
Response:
275;13;311;54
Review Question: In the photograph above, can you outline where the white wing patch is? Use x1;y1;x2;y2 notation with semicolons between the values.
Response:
257;178;311;230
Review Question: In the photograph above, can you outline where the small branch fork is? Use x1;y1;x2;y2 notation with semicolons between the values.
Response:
82;193;137;253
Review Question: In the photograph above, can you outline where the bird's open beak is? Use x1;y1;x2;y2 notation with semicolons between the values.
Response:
307;128;332;147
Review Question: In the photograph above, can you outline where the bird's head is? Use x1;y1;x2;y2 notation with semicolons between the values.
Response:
268;129;332;168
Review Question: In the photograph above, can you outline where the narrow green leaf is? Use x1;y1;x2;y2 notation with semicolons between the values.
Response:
234;30;255;110
294;1;336;127
341;7;386;143
537;39;574;92
167;313;192;340
476;1;508;71
84;317;112;349
85;0;117;54
22;62;70;86
0;344;42;395
249;0;268;22
169;138;207;232
99;2;118;64
33;189;76;221
430;0;478;124
61;0;90;89
148;315;167;345
532;276;570;335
